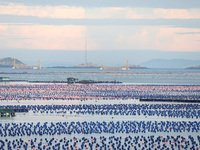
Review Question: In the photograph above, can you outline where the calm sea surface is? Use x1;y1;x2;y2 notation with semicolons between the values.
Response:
0;67;200;84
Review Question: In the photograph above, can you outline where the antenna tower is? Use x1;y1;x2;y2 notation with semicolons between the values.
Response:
85;37;87;65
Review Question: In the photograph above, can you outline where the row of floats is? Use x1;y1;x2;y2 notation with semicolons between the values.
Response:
0;135;200;150
0;121;200;137
1;104;200;119
1;84;200;101
1;103;199;110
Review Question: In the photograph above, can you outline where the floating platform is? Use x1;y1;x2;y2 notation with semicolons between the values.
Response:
0;108;15;117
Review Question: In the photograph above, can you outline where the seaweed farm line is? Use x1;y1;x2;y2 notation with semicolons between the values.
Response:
0;83;200;150
0;83;200;101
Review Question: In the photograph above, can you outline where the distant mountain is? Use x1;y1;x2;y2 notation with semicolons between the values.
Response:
129;64;148;69
0;57;26;68
141;59;200;68
49;63;100;68
186;65;200;69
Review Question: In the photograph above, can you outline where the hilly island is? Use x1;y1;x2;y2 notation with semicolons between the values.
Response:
0;57;147;69
0;57;25;68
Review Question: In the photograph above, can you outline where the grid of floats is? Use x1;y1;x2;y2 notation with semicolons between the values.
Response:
0;83;200;150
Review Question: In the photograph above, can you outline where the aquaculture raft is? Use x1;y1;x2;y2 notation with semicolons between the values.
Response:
0;108;15;117
0;108;28;117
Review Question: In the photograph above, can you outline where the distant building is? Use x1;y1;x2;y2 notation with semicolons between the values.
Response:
67;77;78;83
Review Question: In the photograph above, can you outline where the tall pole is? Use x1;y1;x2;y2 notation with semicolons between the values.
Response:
38;59;41;69
126;59;129;70
85;37;87;65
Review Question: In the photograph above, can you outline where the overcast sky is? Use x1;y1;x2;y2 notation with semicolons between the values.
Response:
0;0;200;66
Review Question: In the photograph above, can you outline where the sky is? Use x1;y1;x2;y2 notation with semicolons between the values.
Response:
0;0;200;67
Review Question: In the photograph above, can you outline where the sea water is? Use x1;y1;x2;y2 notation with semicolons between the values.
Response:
0;68;200;149
1;67;200;84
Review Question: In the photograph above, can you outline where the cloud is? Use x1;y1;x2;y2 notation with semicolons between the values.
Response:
1;3;200;19
155;27;200;51
1;15;200;29
0;2;199;52
85;7;144;19
176;32;200;34
123;8;200;19
87;26;200;52
0;25;87;50
0;23;199;52
0;3;85;19
1;0;200;9
152;8;200;19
